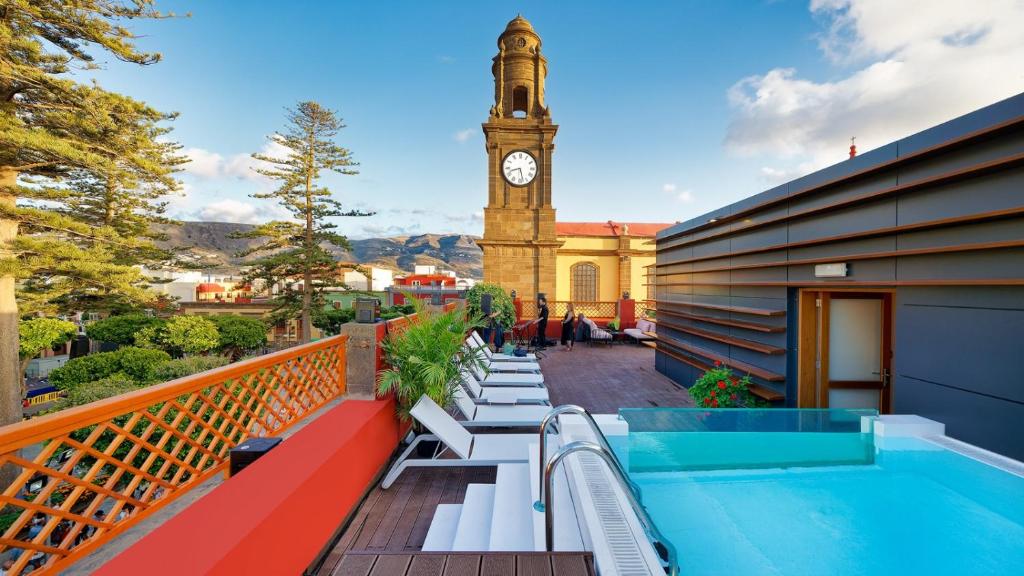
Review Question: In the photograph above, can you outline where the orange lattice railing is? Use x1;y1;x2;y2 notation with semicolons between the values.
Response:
518;301;618;320
0;335;348;575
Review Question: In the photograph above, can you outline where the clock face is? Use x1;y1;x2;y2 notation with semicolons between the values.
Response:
502;150;537;186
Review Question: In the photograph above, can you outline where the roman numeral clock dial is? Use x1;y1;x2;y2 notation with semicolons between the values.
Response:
502;150;537;186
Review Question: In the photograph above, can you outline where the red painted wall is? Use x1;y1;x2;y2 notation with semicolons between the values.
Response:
95;399;402;576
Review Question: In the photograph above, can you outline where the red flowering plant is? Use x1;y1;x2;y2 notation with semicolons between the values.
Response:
689;360;756;408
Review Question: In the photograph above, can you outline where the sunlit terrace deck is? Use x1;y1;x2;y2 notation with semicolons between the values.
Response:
316;344;692;575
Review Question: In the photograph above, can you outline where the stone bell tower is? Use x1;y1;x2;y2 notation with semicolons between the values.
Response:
477;15;560;306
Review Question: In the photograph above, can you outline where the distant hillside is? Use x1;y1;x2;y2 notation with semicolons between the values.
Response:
156;221;482;278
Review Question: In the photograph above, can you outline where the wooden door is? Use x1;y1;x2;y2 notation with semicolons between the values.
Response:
798;291;893;413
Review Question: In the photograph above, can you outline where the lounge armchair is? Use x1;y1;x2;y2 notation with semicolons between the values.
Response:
460;369;549;404
470;363;545;387
452;387;553;428
469;332;537;362
624;318;656;343
582;317;612;346
380;395;537;489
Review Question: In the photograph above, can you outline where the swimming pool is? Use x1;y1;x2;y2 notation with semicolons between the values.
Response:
610;409;1024;576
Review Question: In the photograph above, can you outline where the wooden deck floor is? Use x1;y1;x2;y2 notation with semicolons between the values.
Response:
316;345;690;574
330;552;595;576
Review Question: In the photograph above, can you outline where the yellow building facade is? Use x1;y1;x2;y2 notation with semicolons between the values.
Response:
479;17;669;310
554;222;667;303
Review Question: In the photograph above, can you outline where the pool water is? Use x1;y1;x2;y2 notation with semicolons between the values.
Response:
610;430;1024;576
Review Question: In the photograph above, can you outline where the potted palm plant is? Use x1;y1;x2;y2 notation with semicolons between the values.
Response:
377;298;487;454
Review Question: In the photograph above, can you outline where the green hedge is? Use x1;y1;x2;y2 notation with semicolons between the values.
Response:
50;347;171;390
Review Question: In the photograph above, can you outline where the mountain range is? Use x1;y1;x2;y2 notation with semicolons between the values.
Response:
156;221;483;279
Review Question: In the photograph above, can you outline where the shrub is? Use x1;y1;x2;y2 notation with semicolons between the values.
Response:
115;347;173;382
209;315;267;355
377;303;486;423
164;315;220;355
135;315;221;356
313;308;355;336
152;356;230;381
86;314;166;346
465;283;516;328
689;361;756;408
50;347;171;390
54;374;141;409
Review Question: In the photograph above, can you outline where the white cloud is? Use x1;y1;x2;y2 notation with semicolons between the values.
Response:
676;190;695;204
760;162;816;184
182;139;291;181
195;199;288;225
661;183;678;193
453;129;475;143
726;0;1024;171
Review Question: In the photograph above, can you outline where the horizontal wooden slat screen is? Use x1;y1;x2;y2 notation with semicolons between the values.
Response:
0;335;348;575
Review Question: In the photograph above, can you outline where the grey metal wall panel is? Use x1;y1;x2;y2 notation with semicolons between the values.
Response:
787;200;898;243
896;291;1024;402
787;258;897;284
897;92;1024;157
787;236;896;261
787;171;898;215
896;248;1024;280
691;258;731;273
893;375;1024;461
785;145;894;198
896;218;1024;250
730;347;786;378
729;267;787;283
692;285;731;298
897;132;1023;183
896;169;1024;225
730;223;789;252
732;183;788;212
731;250;791;267
691;238;732;259
900;286;1024;308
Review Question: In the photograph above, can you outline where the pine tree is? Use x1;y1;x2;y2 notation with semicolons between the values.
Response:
0;1;180;427
235;101;371;343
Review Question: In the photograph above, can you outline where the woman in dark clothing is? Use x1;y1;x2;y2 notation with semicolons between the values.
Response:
560;302;576;350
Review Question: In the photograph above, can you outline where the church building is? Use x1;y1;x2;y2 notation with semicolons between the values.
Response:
476;16;669;310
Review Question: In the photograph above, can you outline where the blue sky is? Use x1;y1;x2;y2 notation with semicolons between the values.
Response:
87;0;1024;238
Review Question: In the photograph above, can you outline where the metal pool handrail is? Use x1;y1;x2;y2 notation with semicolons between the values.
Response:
534;404;639;511
543;440;679;576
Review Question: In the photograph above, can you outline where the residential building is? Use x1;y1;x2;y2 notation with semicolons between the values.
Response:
387;270;467;306
652;93;1024;460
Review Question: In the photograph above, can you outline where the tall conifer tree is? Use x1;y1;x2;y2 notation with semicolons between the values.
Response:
0;1;180;426
236;101;370;342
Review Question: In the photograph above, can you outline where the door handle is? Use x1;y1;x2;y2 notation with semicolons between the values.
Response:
871;369;891;388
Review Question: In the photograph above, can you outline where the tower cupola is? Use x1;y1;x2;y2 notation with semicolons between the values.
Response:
490;15;550;121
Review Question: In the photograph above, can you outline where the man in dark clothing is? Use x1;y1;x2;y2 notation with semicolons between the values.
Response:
536;297;549;349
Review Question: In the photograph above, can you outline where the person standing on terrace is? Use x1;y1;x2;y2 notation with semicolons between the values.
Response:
561;302;576;351
536;296;550;349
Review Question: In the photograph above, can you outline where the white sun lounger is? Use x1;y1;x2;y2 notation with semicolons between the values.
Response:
470;363;545;387
460;370;550;404
380;395;537;489
469;332;537;362
453;387;553;428
467;345;541;373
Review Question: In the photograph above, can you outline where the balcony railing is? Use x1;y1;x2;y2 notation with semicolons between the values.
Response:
0;335;348;575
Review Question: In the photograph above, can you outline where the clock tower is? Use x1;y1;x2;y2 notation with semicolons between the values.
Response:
477;15;560;306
